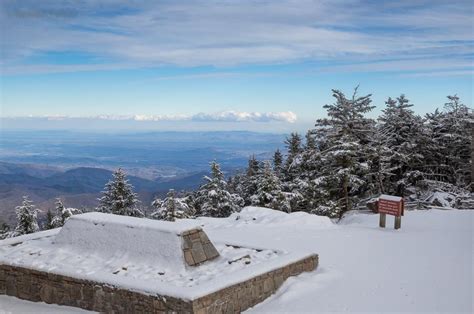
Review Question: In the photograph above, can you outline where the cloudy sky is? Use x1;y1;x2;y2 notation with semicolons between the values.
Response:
1;0;472;131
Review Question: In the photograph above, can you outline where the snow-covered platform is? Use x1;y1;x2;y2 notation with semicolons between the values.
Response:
0;212;318;313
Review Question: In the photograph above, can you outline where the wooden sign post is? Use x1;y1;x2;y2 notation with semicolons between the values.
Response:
378;195;404;230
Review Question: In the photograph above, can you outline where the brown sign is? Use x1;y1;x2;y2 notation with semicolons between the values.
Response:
378;195;404;217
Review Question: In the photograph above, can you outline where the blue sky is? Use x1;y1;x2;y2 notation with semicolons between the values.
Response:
1;0;472;132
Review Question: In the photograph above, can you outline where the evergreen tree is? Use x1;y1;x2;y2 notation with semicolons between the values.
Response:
242;155;261;204
273;149;284;177
251;161;291;212
50;198;81;228
378;95;425;195
196;161;243;217
14;196;39;236
151;189;194;221
97;168;143;217
45;210;55;230
0;220;11;240
304;130;316;150
290;130;322;212
439;95;473;187
312;87;375;217
284;132;302;181
227;171;246;197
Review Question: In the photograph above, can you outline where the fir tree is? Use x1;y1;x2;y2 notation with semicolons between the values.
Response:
440;95;473;187
304;130;316;150
0;220;11;240
284;132;302;181
251;161;291;212
151;189;194;221
50;198;81;228
196;161;243;217
312;87;375;217
97;168;143;217
242;155;261;204
14;196;39;236
378;95;425;195
293;130;321;211
45;210;55;230
273;149;284;177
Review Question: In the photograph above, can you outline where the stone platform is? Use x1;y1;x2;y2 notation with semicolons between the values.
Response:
0;213;318;313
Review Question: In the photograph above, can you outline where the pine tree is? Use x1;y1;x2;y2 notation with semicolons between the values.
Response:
151;189;194;221
312;87;375;217
97;168;143;217
14;196;39;236
196;161;243;217
251;161;291;212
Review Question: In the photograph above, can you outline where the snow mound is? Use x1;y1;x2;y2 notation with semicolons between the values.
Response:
55;212;201;272
424;191;457;208
228;207;336;229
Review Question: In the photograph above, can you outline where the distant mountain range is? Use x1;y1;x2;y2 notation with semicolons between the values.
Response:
0;130;285;226
0;162;206;226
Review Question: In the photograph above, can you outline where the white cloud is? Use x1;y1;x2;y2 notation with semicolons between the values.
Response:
1;0;472;74
191;111;297;123
3;111;298;123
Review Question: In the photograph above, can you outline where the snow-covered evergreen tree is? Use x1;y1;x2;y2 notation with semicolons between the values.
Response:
49;198;82;228
196;161;243;217
0;220;11;240
437;95;473;187
14;196;39;236
283;132;302;181
289;130;323;211
97;168;143;217
241;155;261;204
45;210;55;230
273;149;284;177
227;171;246;197
312;87;375;217
151;189;194;221
251;161;291;212
378;95;425;195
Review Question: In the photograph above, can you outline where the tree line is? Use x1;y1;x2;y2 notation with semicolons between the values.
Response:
2;88;472;238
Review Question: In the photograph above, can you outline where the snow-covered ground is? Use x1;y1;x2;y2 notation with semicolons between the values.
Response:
0;295;89;313
2;207;473;313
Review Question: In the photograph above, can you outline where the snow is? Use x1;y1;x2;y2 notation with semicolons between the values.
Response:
200;208;473;313
54;212;200;272
424;191;457;208
0;210;314;300
2;207;473;313
64;212;200;234
379;194;403;202
205;206;336;230
0;295;89;313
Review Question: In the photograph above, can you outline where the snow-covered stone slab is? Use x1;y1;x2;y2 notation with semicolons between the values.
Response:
54;212;219;271
0;212;318;313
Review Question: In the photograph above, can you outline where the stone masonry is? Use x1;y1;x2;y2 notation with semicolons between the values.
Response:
0;254;318;313
181;229;219;266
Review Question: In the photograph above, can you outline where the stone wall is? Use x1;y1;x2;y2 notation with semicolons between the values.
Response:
0;254;318;313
